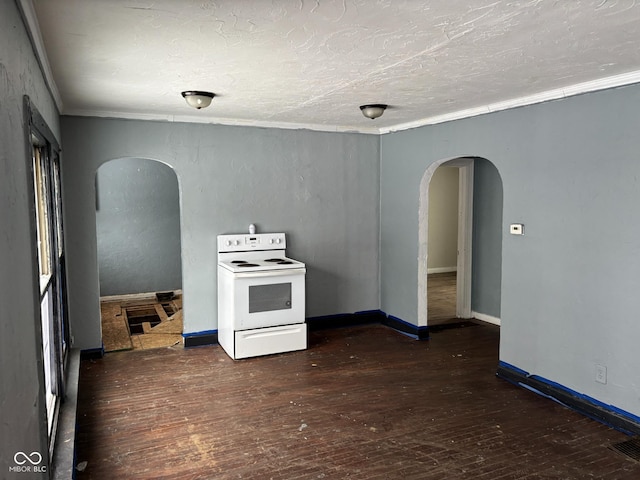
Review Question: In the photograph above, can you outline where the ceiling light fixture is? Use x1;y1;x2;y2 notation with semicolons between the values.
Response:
360;104;387;119
181;91;215;109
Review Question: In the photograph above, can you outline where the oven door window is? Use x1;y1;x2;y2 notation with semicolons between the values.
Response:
249;283;292;313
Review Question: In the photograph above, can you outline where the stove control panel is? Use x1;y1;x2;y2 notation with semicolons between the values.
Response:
218;233;286;252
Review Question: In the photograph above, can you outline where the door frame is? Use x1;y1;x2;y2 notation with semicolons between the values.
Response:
451;159;474;318
418;157;473;326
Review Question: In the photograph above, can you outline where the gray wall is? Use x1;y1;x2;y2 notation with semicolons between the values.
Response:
0;1;59;477
96;158;182;296
61;117;380;349
471;158;503;318
380;84;640;419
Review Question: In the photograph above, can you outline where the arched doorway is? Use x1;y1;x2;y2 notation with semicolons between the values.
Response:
95;158;184;351
419;157;503;327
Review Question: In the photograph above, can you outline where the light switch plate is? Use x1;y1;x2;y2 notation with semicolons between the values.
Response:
510;223;524;235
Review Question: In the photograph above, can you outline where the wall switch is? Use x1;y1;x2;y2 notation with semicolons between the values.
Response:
595;364;607;384
510;223;524;235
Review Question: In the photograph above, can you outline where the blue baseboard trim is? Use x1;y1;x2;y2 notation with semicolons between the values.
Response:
497;361;640;435
181;312;429;347
306;310;385;331
80;347;104;359
183;329;218;348
307;310;429;340
382;315;429;340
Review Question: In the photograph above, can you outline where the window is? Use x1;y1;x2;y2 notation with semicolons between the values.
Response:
26;97;69;460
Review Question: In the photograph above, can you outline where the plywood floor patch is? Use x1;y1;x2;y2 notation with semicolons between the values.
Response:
100;292;183;352
100;304;133;352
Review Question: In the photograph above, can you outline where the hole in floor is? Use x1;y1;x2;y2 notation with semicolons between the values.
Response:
161;302;177;316
126;306;161;335
101;293;184;352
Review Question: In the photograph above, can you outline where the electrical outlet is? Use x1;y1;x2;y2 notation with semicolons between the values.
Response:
595;364;607;384
510;223;524;235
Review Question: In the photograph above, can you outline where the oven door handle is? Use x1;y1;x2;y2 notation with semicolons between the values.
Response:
233;268;306;278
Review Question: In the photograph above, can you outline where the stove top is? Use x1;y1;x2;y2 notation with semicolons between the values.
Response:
218;256;305;273
217;233;305;273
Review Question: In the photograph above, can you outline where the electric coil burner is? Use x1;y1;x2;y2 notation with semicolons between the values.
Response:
217;232;306;359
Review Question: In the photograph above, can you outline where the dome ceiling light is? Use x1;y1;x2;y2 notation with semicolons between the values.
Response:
360;104;387;119
181;91;215;109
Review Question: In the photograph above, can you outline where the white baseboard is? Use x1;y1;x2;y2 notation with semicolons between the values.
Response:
472;311;501;326
427;266;457;274
100;289;182;303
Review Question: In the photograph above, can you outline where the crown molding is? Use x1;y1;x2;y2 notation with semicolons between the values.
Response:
66;70;640;135
61;109;382;135
379;70;640;134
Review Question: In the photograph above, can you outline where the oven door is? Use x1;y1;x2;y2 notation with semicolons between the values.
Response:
231;268;305;330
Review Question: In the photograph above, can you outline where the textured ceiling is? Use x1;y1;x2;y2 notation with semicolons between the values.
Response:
29;0;640;134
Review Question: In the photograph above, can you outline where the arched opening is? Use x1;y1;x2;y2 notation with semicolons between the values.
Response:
419;156;503;328
95;158;184;351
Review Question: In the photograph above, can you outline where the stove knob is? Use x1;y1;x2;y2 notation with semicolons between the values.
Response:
225;240;232;246
234;240;240;246
275;238;282;244
269;239;274;244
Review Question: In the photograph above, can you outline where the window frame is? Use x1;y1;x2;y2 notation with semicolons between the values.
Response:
24;96;69;462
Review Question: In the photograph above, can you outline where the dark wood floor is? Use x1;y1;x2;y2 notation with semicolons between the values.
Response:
75;323;640;479
428;272;458;325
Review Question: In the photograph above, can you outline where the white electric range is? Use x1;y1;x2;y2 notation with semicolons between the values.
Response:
217;232;306;359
